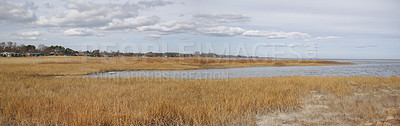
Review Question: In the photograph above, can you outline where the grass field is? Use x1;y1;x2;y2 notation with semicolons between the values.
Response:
0;56;353;76
0;57;398;125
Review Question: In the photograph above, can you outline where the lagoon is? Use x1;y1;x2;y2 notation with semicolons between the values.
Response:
86;59;400;79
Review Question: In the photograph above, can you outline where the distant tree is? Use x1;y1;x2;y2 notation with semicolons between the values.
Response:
4;42;14;52
63;48;77;56
92;49;100;57
47;45;65;53
38;44;47;51
26;45;36;52
0;42;82;55
18;44;27;53
0;42;5;52
11;42;17;52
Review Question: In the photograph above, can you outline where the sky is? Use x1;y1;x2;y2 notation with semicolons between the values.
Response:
0;0;399;59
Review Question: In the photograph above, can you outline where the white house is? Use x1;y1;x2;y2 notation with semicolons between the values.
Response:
1;52;22;57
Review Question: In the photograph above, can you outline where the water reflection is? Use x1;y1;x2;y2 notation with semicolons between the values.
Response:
86;59;400;79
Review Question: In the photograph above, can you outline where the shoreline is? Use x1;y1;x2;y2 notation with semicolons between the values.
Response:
0;57;355;76
2;57;398;125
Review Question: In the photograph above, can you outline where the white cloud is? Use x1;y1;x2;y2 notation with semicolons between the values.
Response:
139;21;247;37
314;36;342;40
47;27;62;33
242;30;311;39
0;0;36;23
196;26;245;37
31;0;140;27
65;0;94;11
10;31;40;37
9;31;44;40
64;28;94;36
100;16;160;30
354;44;377;48
137;13;250;37
146;34;163;40
345;44;377;48
138;20;195;34
138;0;173;8
43;2;54;9
135;12;312;38
137;12;311;39
192;13;250;24
16;37;38;40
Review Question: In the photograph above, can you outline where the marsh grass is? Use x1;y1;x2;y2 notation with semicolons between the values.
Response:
0;57;353;76
0;57;396;125
3;74;398;125
259;77;400;125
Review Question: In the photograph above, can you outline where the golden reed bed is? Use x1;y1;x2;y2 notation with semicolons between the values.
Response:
0;57;398;125
0;56;353;76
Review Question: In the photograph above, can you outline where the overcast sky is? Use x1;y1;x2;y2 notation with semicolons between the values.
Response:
0;0;399;59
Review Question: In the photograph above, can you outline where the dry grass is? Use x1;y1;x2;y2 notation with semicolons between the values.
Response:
0;57;397;125
2;75;399;125
0;56;354;76
258;79;400;125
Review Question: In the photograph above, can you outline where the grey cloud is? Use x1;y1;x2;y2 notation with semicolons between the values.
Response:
192;13;250;24
314;36;342;40
63;28;94;36
100;16;160;31
43;2;54;9
138;0;173;8
178;37;187;40
32;0;141;27
146;34;163;40
65;0;94;11
138;20;196;34
355;45;377;48
139;21;310;39
9;31;43;40
347;44;377;48
0;0;37;23
138;12;311;39
242;30;311;39
47;27;62;33
196;26;245;37
10;31;40;37
137;13;250;37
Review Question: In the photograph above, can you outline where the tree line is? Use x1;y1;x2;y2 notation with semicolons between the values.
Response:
0;42;78;56
1;42;257;58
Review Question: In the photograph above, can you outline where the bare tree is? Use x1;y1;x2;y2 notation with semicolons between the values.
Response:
4;42;13;52
26;45;36;52
17;44;27;53
11;42;17;52
0;42;5;52
38;44;47;52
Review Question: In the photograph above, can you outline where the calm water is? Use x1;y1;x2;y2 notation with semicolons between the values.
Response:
86;59;400;79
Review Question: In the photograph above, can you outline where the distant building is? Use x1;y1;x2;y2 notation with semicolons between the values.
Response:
1;52;22;57
123;53;144;57
75;53;85;56
26;52;44;57
143;52;164;57
101;54;112;57
164;52;179;57
202;53;218;58
179;54;193;57
48;52;58;56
